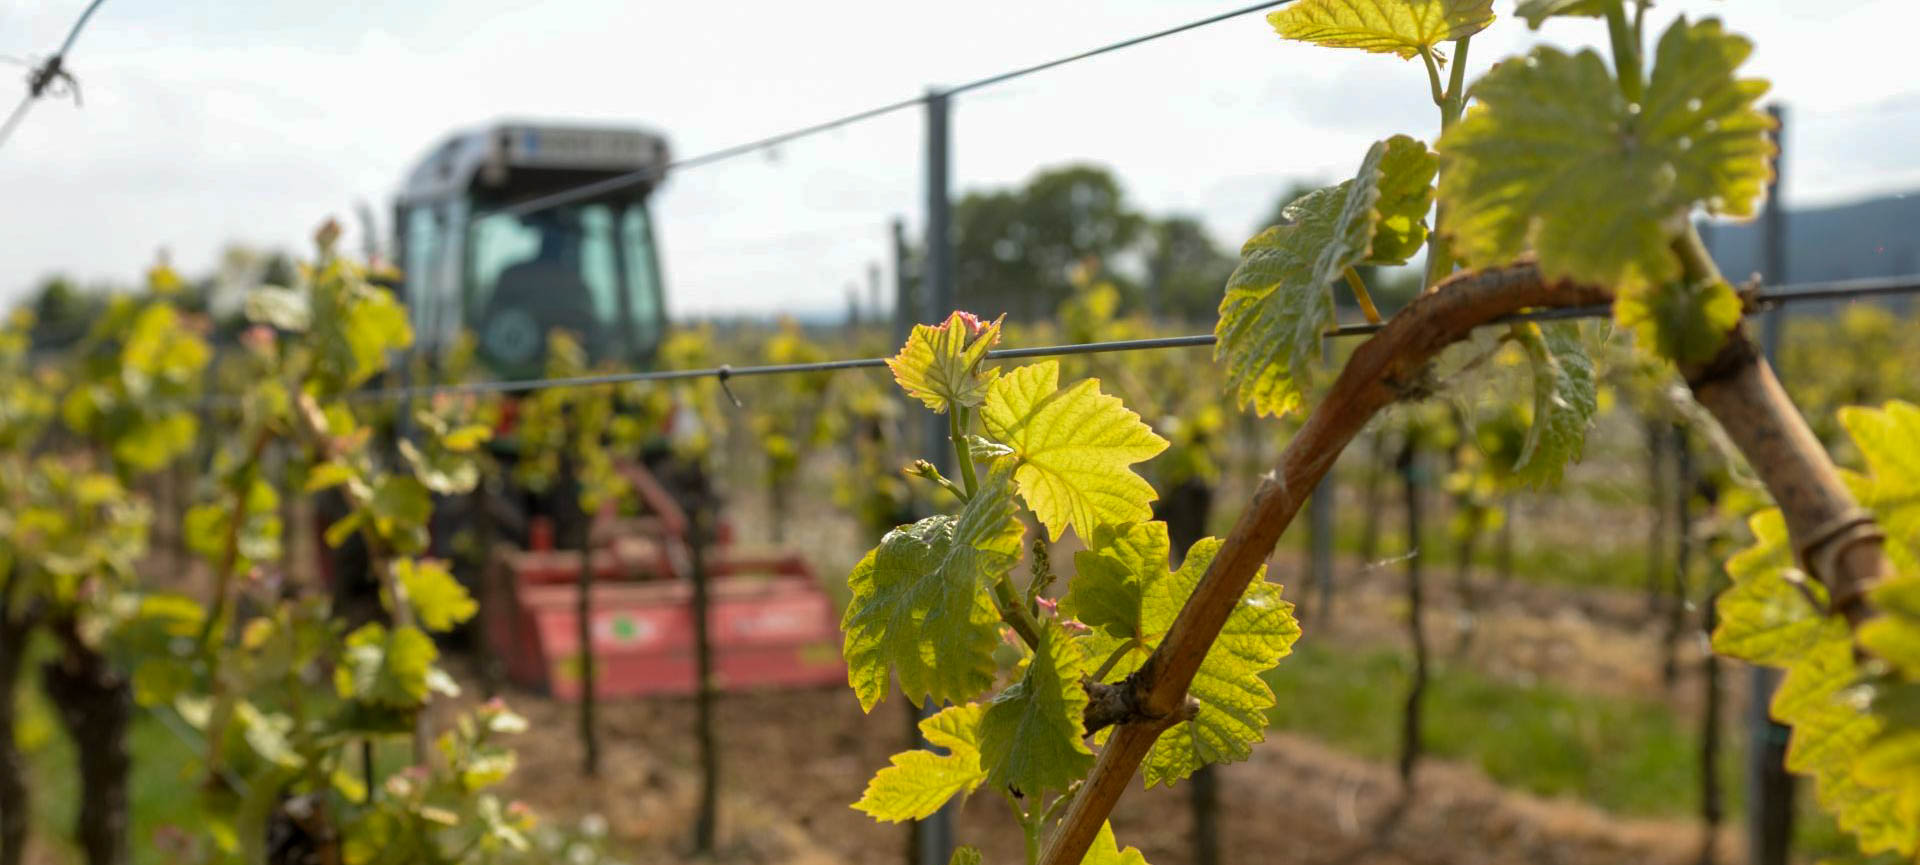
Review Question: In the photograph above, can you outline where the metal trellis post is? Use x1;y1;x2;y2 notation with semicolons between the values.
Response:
917;86;957;865
1747;101;1794;865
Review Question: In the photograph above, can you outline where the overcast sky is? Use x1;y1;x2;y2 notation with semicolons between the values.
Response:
2;0;1916;318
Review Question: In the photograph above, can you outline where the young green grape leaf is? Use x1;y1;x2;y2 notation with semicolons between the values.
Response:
1771;624;1877;776
1838;402;1920;574
1513;0;1606;29
842;460;1024;710
979;360;1168;541
1712;510;1830;667
1765;624;1915;856
979;619;1094;797
854;703;988;822
1084;822;1150;865
1061;521;1166;642
888;311;1004;413
1215;136;1436;417
1068;523;1301;786
1269;0;1494;60
1437;17;1774;291
1510;322;1596;485
1613;278;1742;366
1368;136;1443;265
1859;576;1920;678
393;558;478;632
335;622;439;708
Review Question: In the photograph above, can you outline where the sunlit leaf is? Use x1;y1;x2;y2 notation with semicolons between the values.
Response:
887;311;1004;413
1067;523;1301;786
1215;136;1436;417
335;622;438;708
1713;510;1829;667
980;360;1168;541
1269;0;1494;60
854;703;987;822
842;461;1023;710
1083;822;1151;865
1438;17;1774;291
393;558;477;633
1513;0;1606;29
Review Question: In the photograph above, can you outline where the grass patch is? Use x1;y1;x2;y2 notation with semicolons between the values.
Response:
1264;640;1706;815
1271;495;1659;595
22;705;204;864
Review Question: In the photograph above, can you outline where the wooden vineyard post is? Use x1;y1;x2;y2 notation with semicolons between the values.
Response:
689;494;720;854
1395;435;1428;796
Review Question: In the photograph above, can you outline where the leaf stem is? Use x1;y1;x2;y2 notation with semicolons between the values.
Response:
993;575;1044;651
1418;47;1446;109
950;409;979;498
1445;38;1471;123
1422;36;1471;292
1090;640;1136;684
1605;0;1644;103
1023;800;1042;865
1342;267;1383;324
195;428;274;650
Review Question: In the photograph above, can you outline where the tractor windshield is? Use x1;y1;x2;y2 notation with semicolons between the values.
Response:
465;201;664;377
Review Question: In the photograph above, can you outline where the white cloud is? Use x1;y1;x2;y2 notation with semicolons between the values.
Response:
1;0;1916;318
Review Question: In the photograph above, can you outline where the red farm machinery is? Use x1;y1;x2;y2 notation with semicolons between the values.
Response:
337;120;847;699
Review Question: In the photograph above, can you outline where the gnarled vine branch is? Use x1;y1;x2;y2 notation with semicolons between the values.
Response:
1039;260;1889;864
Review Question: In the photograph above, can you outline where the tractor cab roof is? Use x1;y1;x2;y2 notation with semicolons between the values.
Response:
397;119;672;208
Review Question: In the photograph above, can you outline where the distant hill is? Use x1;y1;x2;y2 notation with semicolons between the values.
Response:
1702;192;1920;285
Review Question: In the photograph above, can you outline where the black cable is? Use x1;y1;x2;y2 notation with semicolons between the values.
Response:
323;275;1920;405
0;0;108;150
491;0;1293;219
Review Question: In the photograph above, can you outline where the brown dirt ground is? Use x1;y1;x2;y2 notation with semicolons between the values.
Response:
480;684;1741;865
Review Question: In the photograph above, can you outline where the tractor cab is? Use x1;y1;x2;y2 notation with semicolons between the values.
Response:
367;121;847;701
393;121;670;379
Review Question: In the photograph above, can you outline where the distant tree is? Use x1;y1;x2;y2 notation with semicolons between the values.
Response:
26;277;107;352
1144;216;1235;324
954;165;1143;320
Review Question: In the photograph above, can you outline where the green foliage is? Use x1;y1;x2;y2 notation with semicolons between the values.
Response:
1067;523;1300;786
1084;822;1151;865
842;461;1022;711
336;622;442;708
393;558;478;633
979;620;1094;797
1215;136;1436;417
1269;0;1494;60
1513;0;1607;29
855;704;988;822
1614;277;1743;366
58;281;210;474
1713;402;1920;857
980;360;1169;542
1510;322;1597;485
889;311;1004;414
1436;16;1773;294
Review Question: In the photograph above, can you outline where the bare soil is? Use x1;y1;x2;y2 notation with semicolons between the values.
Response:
485;685;1740;865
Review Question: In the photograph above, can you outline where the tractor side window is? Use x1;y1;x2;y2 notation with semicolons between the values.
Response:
620;205;666;360
403;205;445;344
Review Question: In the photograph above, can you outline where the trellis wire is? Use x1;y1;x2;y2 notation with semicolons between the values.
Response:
491;0;1294;219
326;274;1920;405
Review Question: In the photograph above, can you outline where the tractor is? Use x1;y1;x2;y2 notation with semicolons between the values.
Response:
321;120;844;699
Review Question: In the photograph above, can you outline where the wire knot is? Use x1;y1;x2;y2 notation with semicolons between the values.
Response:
715;364;743;408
